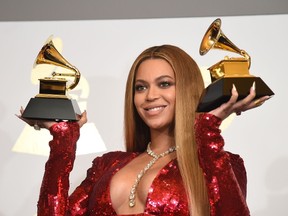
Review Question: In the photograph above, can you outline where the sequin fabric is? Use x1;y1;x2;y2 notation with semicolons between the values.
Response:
37;113;249;215
195;113;250;216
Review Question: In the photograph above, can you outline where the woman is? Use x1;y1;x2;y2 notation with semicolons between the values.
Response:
18;45;270;216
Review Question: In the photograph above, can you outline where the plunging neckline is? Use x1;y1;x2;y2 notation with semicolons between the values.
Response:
107;153;177;215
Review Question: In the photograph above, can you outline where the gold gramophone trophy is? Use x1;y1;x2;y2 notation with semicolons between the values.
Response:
196;18;274;112
22;36;81;120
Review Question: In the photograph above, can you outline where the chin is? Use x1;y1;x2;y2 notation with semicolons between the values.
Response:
147;122;170;131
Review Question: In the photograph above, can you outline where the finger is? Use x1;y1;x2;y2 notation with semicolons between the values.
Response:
241;82;256;105
209;84;239;120
233;82;256;111
252;95;271;108
224;84;239;109
248;81;257;99
15;114;34;126
78;110;88;128
230;84;239;104
17;106;37;127
20;106;24;115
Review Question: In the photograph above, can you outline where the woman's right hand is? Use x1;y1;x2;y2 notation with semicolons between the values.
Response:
209;83;271;120
16;107;88;130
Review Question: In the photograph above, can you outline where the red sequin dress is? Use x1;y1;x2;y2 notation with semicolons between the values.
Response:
37;113;250;215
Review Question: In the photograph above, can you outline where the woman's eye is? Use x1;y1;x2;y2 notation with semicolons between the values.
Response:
159;81;172;88
135;85;146;92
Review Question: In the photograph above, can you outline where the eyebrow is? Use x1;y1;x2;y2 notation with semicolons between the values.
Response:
135;75;174;83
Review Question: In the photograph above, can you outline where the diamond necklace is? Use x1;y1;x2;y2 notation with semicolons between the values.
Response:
129;142;177;208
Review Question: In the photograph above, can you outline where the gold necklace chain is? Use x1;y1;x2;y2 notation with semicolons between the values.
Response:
128;142;177;208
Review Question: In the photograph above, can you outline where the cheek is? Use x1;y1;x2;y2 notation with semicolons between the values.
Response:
167;91;176;106
167;93;176;115
133;94;142;112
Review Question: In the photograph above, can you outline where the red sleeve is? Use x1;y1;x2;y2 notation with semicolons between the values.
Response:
37;121;80;216
195;113;250;216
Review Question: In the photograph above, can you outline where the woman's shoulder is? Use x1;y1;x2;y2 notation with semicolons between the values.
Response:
226;151;245;164
226;151;248;197
226;151;247;181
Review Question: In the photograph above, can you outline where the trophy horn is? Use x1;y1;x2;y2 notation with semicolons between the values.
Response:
34;36;81;90
199;18;251;68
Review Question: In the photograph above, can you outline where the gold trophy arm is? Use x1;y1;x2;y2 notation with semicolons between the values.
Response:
52;66;81;90
240;50;251;69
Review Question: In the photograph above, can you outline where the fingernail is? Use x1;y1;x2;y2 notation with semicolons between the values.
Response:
252;81;256;90
232;84;237;91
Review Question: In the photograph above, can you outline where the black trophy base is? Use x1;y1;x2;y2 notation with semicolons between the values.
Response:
196;77;274;112
22;97;81;121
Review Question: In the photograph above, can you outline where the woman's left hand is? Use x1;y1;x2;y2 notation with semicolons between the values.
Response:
209;82;271;120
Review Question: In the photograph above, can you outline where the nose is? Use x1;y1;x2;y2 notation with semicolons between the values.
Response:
146;86;159;101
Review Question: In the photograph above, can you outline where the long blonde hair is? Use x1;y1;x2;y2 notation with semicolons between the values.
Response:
124;45;210;215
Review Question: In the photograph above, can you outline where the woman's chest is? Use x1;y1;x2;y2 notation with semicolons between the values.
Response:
87;159;189;215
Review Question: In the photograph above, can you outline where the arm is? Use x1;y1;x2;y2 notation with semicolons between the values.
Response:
195;84;270;215
195;113;250;216
17;110;92;215
37;121;80;216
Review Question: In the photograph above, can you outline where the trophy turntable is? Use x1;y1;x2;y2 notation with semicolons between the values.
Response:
197;18;274;112
22;36;81;121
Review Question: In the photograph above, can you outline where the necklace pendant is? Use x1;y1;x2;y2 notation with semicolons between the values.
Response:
128;142;177;208
129;200;135;207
